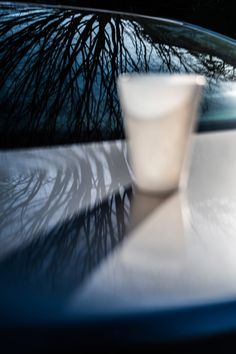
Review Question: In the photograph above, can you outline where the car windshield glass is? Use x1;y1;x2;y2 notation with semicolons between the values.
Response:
1;2;236;148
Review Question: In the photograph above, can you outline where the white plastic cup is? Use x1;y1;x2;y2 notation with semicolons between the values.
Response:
117;73;205;194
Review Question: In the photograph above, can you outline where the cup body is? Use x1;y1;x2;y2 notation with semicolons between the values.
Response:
117;74;205;194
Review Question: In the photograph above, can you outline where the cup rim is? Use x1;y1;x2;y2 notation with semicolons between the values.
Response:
118;73;206;87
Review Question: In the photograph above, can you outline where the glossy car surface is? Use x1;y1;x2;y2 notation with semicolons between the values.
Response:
1;2;236;352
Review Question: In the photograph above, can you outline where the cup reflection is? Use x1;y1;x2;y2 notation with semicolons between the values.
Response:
127;190;189;261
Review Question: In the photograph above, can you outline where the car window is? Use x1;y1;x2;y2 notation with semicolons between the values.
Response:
1;2;236;148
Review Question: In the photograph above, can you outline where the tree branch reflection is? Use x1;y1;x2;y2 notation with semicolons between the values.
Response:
0;141;132;294
1;3;235;147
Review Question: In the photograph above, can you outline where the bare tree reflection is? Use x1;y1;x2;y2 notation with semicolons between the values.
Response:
0;140;132;294
0;187;132;295
0;141;131;256
1;3;236;148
